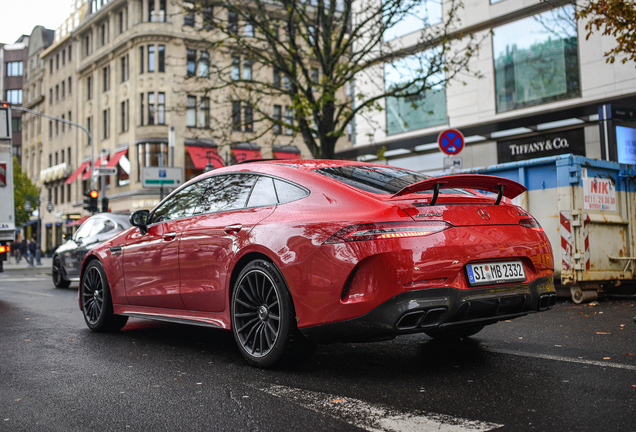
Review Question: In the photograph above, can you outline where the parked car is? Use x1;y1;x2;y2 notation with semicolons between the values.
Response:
78;160;556;367
53;213;131;288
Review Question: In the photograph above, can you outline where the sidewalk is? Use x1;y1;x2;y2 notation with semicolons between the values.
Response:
2;256;53;272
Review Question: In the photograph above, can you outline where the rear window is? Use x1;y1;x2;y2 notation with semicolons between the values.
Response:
315;166;469;195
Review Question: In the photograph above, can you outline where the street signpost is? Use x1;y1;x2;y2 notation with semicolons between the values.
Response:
443;157;463;170
94;166;118;176
438;129;465;155
438;129;465;173
141;167;183;200
141;167;183;188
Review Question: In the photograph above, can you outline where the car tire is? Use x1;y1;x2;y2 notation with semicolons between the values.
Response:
80;260;128;332
52;255;71;288
231;259;315;368
424;324;485;340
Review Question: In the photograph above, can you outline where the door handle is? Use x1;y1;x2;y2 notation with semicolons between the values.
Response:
163;232;177;241
224;224;243;235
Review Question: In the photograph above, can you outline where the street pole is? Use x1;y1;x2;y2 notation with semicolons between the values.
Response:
169;126;175;167
35;193;41;265
100;149;107;208
13;106;96;190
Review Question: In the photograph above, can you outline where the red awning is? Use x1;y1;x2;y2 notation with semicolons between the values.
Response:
186;146;224;170
274;151;301;160
66;215;89;227
106;149;128;167
232;148;262;163
65;160;91;185
82;157;106;181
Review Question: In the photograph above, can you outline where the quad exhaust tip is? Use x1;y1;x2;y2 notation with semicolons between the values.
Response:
395;308;447;331
539;293;557;311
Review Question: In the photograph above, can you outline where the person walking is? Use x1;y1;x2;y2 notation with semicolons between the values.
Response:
17;235;27;264
27;235;36;266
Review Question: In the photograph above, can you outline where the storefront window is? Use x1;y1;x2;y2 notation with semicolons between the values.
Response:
137;142;168;181
493;6;580;113
385;53;446;135
118;154;131;186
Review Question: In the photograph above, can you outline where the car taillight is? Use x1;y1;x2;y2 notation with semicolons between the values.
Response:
325;221;451;243
0;245;9;253
519;218;543;232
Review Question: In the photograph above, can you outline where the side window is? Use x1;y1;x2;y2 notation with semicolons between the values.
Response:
97;220;115;235
196;174;257;214
150;179;210;224
75;219;96;242
274;179;309;204
88;219;108;237
246;176;278;208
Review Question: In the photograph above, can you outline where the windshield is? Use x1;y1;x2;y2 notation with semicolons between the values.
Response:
315;166;469;195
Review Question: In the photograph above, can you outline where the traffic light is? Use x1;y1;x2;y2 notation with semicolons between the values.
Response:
101;196;109;213
83;189;99;213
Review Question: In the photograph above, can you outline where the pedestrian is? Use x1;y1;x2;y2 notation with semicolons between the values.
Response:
18;235;27;264
27;235;36;266
13;234;20;263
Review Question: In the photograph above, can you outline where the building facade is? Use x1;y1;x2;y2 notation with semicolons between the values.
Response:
1;35;29;163
21;26;55;246
344;0;636;173
30;0;309;253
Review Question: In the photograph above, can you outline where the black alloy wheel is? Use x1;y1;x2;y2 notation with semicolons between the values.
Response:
81;260;128;332
52;255;70;288
231;259;314;368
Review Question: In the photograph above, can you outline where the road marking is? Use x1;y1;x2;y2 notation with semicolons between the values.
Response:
258;384;503;432
484;347;636;371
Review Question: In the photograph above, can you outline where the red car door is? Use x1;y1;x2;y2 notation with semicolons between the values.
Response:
122;219;190;308
122;178;209;309
179;174;276;312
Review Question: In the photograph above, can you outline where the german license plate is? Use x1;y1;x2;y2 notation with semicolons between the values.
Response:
466;261;526;286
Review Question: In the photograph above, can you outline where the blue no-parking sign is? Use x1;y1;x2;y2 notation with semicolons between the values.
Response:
438;129;465;155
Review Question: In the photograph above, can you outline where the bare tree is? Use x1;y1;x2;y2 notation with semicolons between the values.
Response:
178;0;482;159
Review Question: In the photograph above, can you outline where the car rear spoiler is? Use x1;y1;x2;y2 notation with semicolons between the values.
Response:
391;174;527;205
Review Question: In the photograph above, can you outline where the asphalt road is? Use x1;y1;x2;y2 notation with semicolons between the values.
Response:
1;268;635;432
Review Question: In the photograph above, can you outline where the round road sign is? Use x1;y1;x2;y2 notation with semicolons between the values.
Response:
438;129;465;155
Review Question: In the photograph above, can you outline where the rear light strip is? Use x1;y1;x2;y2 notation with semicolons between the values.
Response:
519;218;544;232
326;221;451;243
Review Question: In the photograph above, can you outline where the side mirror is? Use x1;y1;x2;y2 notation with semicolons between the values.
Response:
130;210;150;234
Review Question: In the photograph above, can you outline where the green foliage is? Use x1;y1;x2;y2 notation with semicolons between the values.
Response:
13;156;39;227
576;0;636;64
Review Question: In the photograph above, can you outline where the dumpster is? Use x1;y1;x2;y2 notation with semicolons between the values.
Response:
461;154;636;303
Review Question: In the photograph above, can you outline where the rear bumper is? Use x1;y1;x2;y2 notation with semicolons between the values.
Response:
300;276;556;343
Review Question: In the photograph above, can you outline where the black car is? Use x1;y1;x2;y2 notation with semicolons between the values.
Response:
52;213;131;288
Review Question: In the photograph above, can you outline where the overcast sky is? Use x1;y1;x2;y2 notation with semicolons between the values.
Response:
1;0;72;45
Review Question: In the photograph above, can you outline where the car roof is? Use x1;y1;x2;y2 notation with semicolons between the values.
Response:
237;159;379;171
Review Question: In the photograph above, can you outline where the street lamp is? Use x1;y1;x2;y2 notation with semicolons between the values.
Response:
203;149;229;172
203;150;214;173
23;193;42;266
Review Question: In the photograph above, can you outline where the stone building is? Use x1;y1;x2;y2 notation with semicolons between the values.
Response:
32;0;308;252
1;35;29;163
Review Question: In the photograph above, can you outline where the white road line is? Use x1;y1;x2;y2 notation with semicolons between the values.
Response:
484;347;636;371
258;384;503;432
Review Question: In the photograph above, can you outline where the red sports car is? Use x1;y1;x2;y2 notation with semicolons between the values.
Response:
79;159;556;367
